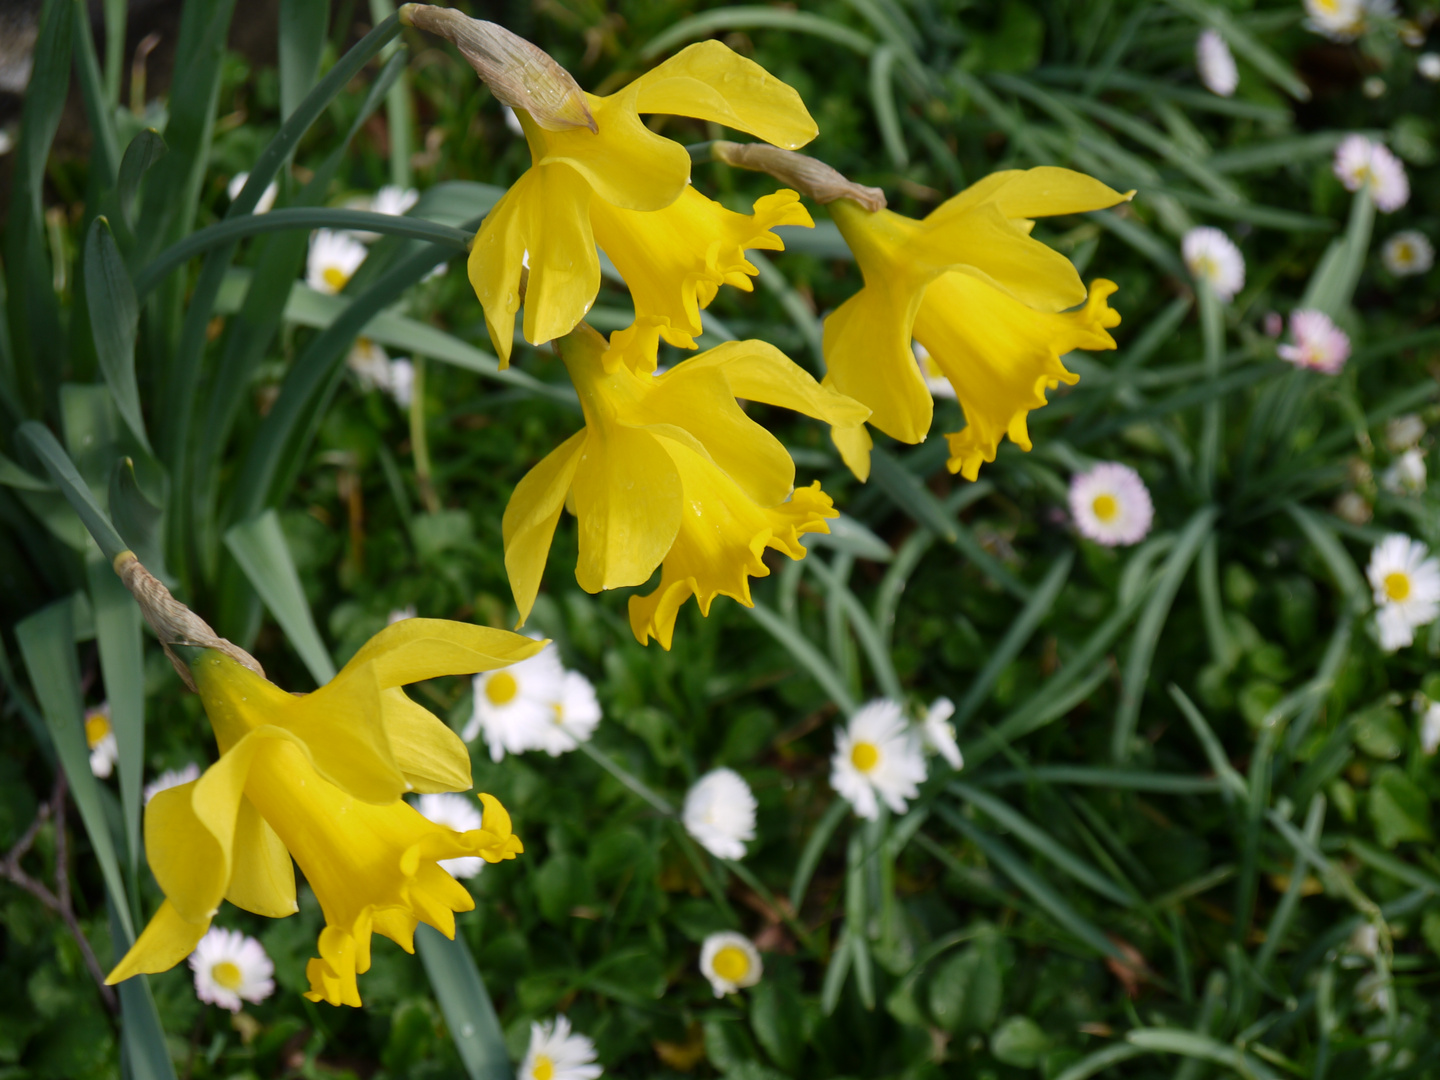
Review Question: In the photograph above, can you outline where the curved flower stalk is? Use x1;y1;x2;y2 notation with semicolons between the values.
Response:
106;618;542;1007
502;323;870;648
821;167;1130;480
460;34;818;363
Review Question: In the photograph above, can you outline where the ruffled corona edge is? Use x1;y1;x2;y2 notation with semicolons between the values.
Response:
628;481;836;649
940;279;1120;481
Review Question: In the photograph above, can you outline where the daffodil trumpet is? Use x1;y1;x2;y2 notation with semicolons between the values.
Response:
105;618;543;1007
502;323;871;648
820;167;1131;481
466;38;819;364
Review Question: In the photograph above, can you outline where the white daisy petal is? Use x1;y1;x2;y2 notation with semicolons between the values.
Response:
1068;462;1154;547
1420;53;1440;81
921;697;963;770
228;172;279;214
683;768;758;861
414;793;486;878
464;643;600;760
519;1015;603;1080
1384;414;1425;453
1196;30;1238;96
699;931;763;997
1278;309;1350;374
370;184;420;217
143;762;201;805
1182;227;1245;302
830;700;928;820
913;342;956;400
1420;702;1440;756
188;927;275;1013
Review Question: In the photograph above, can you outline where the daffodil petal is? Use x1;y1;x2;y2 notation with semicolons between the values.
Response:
535;89;691;212
572;421;681;592
341;618;550;685
831;421;874;483
915;275;1120;480
929;166;1129;223
519;165;601;346
640;359;796;507
467;174;531;366
631;40;819;150
144;777;236;925
592;187;811;353
378;687;472;794
821;284;933;444
503;429;587;623
225;797;298;918
106;900;210;983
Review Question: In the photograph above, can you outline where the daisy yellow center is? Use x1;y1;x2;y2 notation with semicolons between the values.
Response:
1194;255;1217;280
551;702;565;725
532;1055;555;1080
713;945;751;982
85;713;111;749
485;672;519;705
1092;494;1119;522
1384;571;1411;602
323;266;351;292
850;741;880;772
1395;243;1414;264
211;961;243;990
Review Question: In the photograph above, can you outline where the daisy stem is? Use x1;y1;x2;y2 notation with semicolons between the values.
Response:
669;821;740;923
574;741;673;815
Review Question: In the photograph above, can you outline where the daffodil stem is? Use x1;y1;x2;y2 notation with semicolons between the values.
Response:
408;355;439;513
575;741;673;815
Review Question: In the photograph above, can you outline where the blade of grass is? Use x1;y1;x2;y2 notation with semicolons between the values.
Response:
746;601;857;715
954;553;1072;729
415;923;514;1080
18;421;128;560
952;782;1133;905
84;218;149;450
791;798;849;912
869;44;908;168
279;0;329;120
1113;508;1216;761
639;7;875;59
86;557;145;878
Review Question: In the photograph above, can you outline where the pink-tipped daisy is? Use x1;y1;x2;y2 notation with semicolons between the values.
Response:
188;927;275;1012
1068;463;1154;547
1333;135;1409;212
1278;310;1350;374
1182;227;1245;302
1196;30;1239;96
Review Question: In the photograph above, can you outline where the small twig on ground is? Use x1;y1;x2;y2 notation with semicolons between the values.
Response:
0;773;118;1011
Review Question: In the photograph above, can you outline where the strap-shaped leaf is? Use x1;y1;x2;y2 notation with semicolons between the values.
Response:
415;924;515;1080
85;218;149;450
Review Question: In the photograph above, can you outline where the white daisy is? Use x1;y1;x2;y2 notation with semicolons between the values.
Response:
188;927;275;1013
1382;231;1434;278
518;1015;602;1080
85;704;118;779
414;793;485;878
830;700;928;820
913;342;956;399
1196;30;1238;96
699;931;763;997
1068;462;1154;547
387;606;417;624
1384;414;1426;453
348;336;391;390
1278;310;1350;374
1334;491;1372;525
306;229;367;295
1304;0;1391;40
1381;448;1427;495
143;762;201;804
682;768;757;860
527;670;602;757
920;697;963;770
1333;135;1409;213
462;643;567;761
502;105;526;137
1182;226;1245;302
227;172;278;214
1420;53;1440;82
1419;700;1440;756
1367;534;1440;651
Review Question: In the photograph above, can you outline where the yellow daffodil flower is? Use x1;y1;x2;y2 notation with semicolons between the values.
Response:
822;167;1130;480
105;619;542;1006
502;324;870;648
469;40;818;365
594;187;813;363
